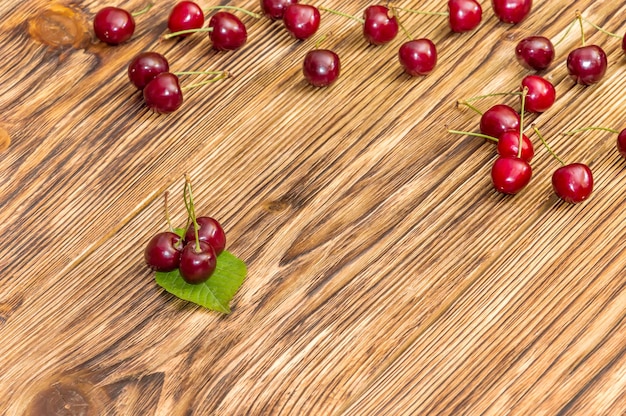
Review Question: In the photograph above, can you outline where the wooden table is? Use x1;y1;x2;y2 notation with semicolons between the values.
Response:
2;0;625;414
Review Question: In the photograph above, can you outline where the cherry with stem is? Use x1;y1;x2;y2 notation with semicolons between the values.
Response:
319;5;398;45
144;191;183;272
393;1;482;33
94;3;153;45
565;11;608;85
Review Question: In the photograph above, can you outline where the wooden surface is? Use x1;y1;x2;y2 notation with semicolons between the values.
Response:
1;0;625;414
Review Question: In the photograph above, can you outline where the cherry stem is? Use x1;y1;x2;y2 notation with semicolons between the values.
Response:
390;6;413;41
314;34;328;49
319;7;365;24
393;7;448;17
204;6;261;19
462;90;521;103
447;129;498;143
182;178;191;231
518;87;528;159
553;17;578;47
563;126;620;135
579;16;621;38
576;11;586;46
181;71;229;91
131;3;153;17
533;124;565;166
163;28;213;40
163;191;174;232
184;174;201;252
456;100;483;116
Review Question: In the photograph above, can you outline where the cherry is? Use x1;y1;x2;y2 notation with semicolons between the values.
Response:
567;45;607;85
144;232;183;272
552;163;593;204
179;241;217;284
491;0;532;24
302;49;341;87
93;7;135;45
520;75;555;113
618;129;626;159
168;1;205;36
480;104;520;139
363;5;398;45
398;39;437;76
497;131;534;162
283;4;320;40
185;217;227;255
491;156;532;194
447;0;482;32
209;12;247;50
515;36;554;70
128;52;170;90
143;72;183;114
261;0;298;20
623;34;626;53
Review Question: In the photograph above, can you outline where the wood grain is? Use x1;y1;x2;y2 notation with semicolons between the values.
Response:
1;0;625;415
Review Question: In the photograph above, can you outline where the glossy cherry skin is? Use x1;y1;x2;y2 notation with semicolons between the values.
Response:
398;39;437;76
491;156;532;194
447;0;482;32
567;45;607;85
144;232;182;272
497;132;534;162
491;0;532;24
209;12;247;51
143;73;183;114
480;104;520;139
363;5;398;45
617;129;626;159
93;7;135;45
128;52;169;90
283;4;320;40
184;217;227;255
622;33;626;53
521;75;556;113
515;36;554;70
261;0;298;20
168;1;205;36
552;163;593;203
302;49;341;87
179;241;217;284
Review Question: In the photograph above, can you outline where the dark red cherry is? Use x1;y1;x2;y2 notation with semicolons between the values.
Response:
143;72;183;114
93;7;135;45
447;0;482;32
491;0;532;24
617;129;626;159
261;0;298;20
283;4;320;40
128;52;169;90
622;33;626;53
515;36;554;70
144;231;182;272
168;1;205;36
179;241;217;284
521;75;556;113
552;163;593;203
497;132;534;162
184;217;227;255
363;5;398;45
302;49;341;87
566;45;607;85
398;39;437;76
491;156;532;194
480;104;520;139
208;12;247;50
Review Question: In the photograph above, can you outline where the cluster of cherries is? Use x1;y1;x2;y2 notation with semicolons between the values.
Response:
144;177;226;284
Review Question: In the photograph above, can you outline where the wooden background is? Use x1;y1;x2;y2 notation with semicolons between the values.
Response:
1;0;625;414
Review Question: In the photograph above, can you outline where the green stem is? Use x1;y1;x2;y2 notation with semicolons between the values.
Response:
204;5;261;19
448;129;498;143
457;100;483;116
131;3;153;17
577;11;586;46
394;7;448;17
391;6;413;41
319;7;365;24
463;91;521;103
563;126;619;135
163;27;213;39
553;17;578;47
181;71;229;91
518;87;528;159
164;191;174;232
314;34;328;49
533;125;565;165
581;16;621;38
184;175;201;252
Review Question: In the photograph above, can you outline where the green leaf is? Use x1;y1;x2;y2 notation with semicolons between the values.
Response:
155;250;247;314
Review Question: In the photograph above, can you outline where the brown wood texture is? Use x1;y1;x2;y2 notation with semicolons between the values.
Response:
1;0;625;414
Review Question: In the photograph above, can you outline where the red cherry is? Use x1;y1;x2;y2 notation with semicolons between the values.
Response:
144;232;182;272
302;49;341;87
208;12;247;51
143;73;183;114
491;156;532;194
497;132;534;162
491;0;532;24
622;33;626;53
283;4;320;40
552;163;593;203
515;36;554;70
168;1;205;36
184;217;227;255
567;45;607;85
617;129;626;159
521;75;556;113
179;241;217;284
93;7;135;45
261;0;298;20
363;5;398;45
128;52;170;90
398;39;437;76
447;0;482;32
480;104;520;139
